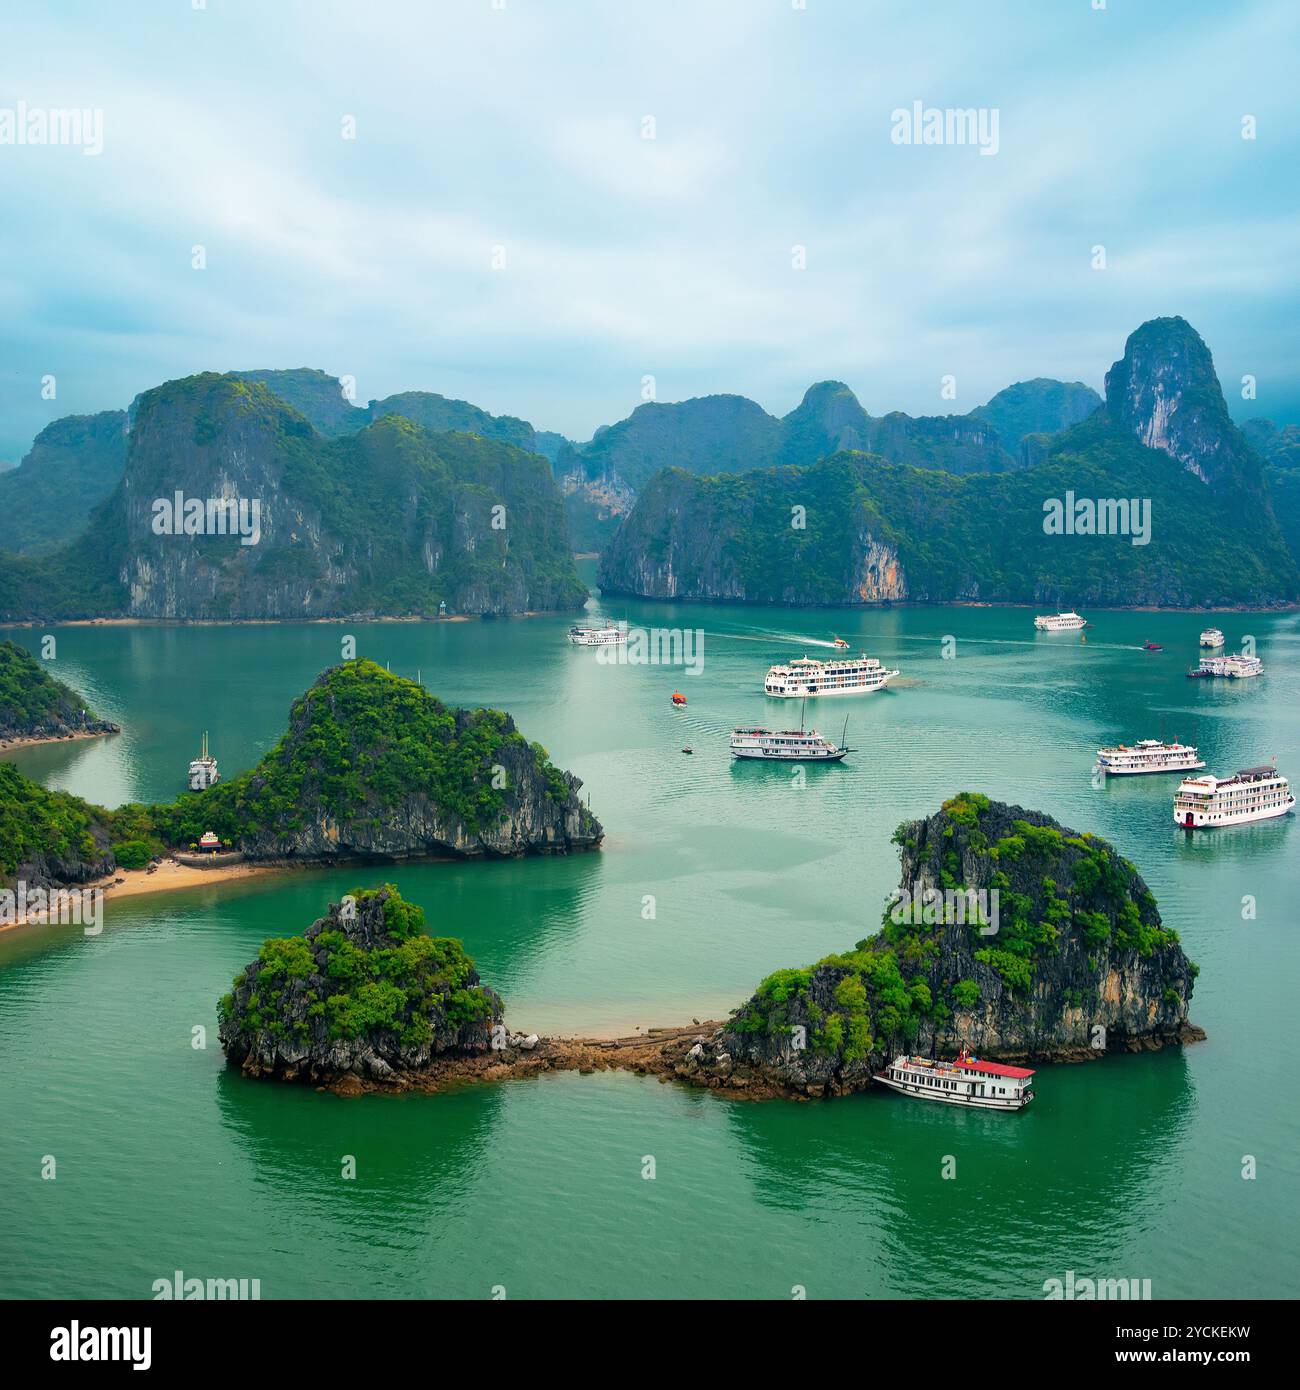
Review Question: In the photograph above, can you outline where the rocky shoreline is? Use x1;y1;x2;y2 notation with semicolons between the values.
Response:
312;1017;1207;1100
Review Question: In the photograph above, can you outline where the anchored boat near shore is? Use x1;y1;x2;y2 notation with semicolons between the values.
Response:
874;1049;1036;1110
187;732;219;791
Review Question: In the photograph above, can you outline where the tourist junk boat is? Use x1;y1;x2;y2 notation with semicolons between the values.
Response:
1200;627;1226;649
568;621;628;647
874;1048;1035;1111
763;653;899;697
188;731;219;791
1034;611;1086;631
1187;653;1263;679
1173;766;1294;828
731;701;854;762
1095;738;1205;777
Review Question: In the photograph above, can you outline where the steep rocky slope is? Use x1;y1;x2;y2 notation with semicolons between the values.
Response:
0;639;119;746
677;795;1201;1098
0;411;127;555
0;374;586;620
0;660;601;888
218;885;505;1082
599;319;1298;608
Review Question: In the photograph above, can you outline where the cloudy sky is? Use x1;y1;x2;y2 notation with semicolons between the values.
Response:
2;0;1297;462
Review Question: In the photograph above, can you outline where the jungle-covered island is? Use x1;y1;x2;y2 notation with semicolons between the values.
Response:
214;794;1202;1098
0;639;121;748
0;660;601;892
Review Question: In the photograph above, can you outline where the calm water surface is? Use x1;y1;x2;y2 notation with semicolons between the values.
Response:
2;581;1298;1298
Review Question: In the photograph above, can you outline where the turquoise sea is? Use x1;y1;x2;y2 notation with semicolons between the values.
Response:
2;582;1298;1299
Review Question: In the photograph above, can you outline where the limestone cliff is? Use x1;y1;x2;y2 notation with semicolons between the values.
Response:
149;660;603;863
677;795;1201;1098
218;885;505;1082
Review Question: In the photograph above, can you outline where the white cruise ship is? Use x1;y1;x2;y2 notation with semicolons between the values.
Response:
874;1050;1035;1110
1174;766;1294;828
763;653;899;698
1199;627;1225;649
1034;611;1086;632
1096;738;1205;776
568;621;627;647
730;725;851;761
188;731;219;791
1190;653;1263;679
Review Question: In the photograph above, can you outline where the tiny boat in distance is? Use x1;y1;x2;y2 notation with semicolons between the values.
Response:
681;745;693;755
1174;766;1294;827
1188;653;1263;679
671;691;688;706
1200;628;1226;649
1034;611;1086;632
1142;640;1163;652
568;621;627;646
1096;739;1204;776
832;636;850;649
874;1049;1035;1110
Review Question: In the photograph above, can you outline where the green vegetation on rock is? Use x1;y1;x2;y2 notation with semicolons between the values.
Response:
217;884;504;1080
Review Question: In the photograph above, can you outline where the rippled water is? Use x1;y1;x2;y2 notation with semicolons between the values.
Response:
2;585;1298;1298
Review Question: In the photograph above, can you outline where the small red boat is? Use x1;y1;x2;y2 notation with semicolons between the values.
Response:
1142;641;1163;652
671;692;688;706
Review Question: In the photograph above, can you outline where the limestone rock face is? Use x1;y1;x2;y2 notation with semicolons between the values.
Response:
218;886;505;1082
680;796;1201;1099
1104;316;1262;491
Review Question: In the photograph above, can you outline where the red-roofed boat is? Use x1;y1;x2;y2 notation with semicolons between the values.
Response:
874;1047;1035;1110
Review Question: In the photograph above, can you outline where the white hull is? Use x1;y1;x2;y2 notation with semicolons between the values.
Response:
872;1073;1030;1110
1174;799;1294;828
731;748;847;761
764;675;895;698
1099;759;1205;776
1034;612;1086;631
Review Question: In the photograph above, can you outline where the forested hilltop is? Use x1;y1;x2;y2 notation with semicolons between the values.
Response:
0;661;602;890
0;640;120;745
675;794;1201;1098
0;374;585;621
600;318;1299;609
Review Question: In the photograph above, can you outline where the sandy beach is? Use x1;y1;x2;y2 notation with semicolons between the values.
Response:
0;856;288;933
0;727;119;753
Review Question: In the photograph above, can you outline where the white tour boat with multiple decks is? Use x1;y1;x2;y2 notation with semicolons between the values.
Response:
730;722;852;762
874;1049;1035;1110
1199;627;1225;649
1173;766;1294;828
568;621;628;647
188;731;220;791
1034;611;1086;632
1190;653;1263;679
1095;738;1205;777
763;653;899;698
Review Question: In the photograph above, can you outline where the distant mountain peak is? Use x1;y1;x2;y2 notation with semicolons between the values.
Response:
1104;317;1252;488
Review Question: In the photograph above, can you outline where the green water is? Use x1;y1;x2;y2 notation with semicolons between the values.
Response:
2;587;1298;1299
